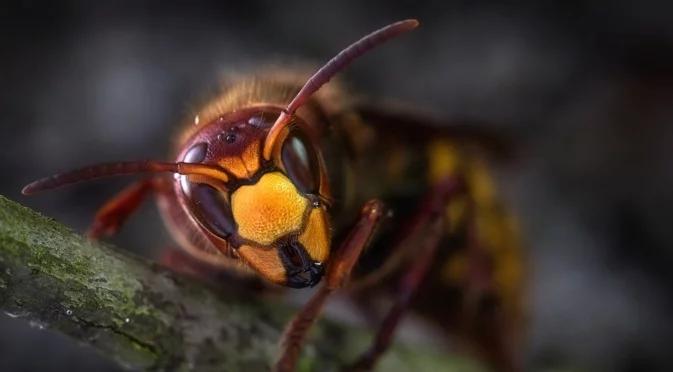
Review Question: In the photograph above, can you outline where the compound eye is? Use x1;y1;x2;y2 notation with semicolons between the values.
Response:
187;183;237;240
178;142;236;239
179;142;208;196
280;130;320;194
183;142;208;163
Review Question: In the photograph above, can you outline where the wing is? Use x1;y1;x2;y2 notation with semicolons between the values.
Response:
347;99;527;371
353;100;521;163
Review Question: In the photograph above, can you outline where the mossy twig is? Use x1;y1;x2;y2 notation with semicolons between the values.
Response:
0;195;483;371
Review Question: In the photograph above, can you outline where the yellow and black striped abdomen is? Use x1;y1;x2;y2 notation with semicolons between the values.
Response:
425;137;525;343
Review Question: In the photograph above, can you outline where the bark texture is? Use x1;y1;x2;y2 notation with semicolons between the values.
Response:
0;195;483;372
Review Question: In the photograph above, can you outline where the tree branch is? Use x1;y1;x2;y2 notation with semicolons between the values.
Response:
0;195;482;372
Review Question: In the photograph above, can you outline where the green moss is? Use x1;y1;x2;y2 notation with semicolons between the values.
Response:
0;195;488;371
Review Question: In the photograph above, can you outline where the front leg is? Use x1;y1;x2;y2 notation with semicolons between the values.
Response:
347;176;463;371
274;200;388;372
87;177;168;239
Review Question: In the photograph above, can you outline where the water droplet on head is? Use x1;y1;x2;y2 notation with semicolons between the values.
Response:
125;318;130;323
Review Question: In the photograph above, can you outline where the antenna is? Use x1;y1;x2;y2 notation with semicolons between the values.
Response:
22;161;230;195
262;19;419;160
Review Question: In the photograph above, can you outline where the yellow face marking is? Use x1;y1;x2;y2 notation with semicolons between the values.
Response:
237;244;287;284
217;140;262;179
231;172;308;246
298;207;330;263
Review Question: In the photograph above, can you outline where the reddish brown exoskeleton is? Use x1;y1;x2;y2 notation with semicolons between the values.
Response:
23;19;526;372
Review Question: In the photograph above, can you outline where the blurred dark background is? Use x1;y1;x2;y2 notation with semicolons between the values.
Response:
2;1;673;371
